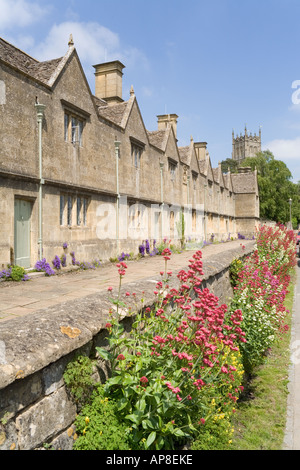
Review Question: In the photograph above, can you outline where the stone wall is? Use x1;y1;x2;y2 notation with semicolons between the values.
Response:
0;242;255;450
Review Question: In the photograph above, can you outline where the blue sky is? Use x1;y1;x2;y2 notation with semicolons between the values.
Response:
2;0;300;183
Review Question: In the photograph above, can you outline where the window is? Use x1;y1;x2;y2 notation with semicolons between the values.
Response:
168;161;177;182
61;99;90;147
83;198;88;226
67;115;83;146
77;197;82;225
64;112;84;145
192;173;198;190
131;143;143;168
64;114;69;142
67;196;73;226
60;195;65;225
60;193;88;227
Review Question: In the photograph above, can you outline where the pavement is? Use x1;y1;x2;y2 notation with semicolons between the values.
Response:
284;259;300;450
0;239;252;323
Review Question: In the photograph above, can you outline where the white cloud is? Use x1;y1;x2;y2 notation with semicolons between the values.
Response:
0;0;49;29
263;138;300;182
263;137;300;160
30;21;148;70
31;21;119;64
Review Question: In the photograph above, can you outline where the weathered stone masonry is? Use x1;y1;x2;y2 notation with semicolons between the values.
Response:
0;241;255;450
0;36;259;270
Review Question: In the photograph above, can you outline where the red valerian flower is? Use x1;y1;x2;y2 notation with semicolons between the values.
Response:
117;354;125;360
140;376;148;385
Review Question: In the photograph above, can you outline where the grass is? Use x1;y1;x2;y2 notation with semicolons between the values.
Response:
231;269;296;450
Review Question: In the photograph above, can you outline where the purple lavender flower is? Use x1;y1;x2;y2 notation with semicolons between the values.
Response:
52;255;61;270
34;258;55;276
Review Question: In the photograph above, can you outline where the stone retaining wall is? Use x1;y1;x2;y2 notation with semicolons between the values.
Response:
0;242;255;450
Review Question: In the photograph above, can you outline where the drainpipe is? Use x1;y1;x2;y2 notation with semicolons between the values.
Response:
35;103;46;261
160;162;164;240
114;139;121;254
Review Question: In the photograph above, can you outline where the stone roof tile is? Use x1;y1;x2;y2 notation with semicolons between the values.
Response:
0;37;64;86
96;101;129;126
147;130;167;150
231;172;256;193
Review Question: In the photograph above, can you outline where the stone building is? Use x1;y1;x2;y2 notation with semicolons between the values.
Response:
232;126;262;164
0;36;260;269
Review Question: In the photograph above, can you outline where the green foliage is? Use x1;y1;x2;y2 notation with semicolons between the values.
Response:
220;158;239;174
191;413;234;450
94;254;245;450
240;150;297;224
0;264;28;282
176;211;185;248
229;258;244;287
10;265;26;281
63;355;97;409
73;387;132;450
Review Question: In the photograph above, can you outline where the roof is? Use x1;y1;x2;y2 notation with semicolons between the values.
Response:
0;36;81;90
0;37;66;86
147;130;167;150
231;171;257;194
178;146;190;164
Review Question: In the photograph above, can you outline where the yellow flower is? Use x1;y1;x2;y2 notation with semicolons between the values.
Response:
85;416;90;425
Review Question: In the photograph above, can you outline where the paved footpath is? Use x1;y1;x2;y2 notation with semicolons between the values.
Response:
284;262;300;450
0;239;252;323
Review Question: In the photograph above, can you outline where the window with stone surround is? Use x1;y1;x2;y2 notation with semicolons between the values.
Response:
64;113;84;146
168;160;177;182
130;138;145;168
60;193;89;227
192;172;198;190
61;99;90;147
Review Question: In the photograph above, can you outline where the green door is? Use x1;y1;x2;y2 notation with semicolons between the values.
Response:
14;199;32;268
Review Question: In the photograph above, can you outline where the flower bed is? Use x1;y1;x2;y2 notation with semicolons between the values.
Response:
229;224;296;374
68;224;296;451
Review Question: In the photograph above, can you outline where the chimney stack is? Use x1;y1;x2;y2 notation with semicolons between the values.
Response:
93;60;125;105
194;142;207;161
157;114;178;138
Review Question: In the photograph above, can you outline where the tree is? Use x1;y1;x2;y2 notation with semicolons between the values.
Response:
240;150;299;226
220;158;238;174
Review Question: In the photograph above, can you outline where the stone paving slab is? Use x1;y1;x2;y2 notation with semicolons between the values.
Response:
0;239;254;323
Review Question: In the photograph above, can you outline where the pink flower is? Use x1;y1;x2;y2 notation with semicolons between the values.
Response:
117;354;125;360
107;286;113;291
105;322;112;329
140;376;148;385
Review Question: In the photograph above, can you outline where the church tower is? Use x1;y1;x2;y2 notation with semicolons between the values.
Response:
232;125;261;164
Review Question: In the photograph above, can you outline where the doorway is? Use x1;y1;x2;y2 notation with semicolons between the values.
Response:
14;199;32;268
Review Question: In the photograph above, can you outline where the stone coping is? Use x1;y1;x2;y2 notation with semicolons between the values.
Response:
0;241;255;391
